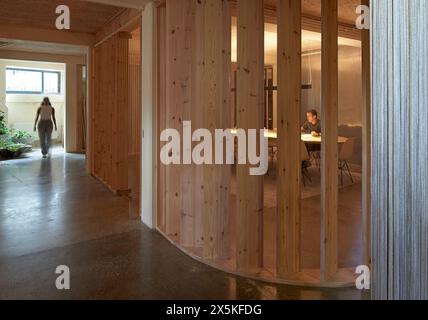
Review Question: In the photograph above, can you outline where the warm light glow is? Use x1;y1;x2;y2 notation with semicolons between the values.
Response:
231;18;361;62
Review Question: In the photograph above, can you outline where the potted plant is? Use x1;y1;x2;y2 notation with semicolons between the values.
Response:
0;140;29;159
0;111;33;160
10;128;35;145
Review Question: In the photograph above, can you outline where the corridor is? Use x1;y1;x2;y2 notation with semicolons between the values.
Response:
0;151;367;299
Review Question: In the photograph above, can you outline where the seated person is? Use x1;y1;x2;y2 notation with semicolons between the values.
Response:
301;109;321;135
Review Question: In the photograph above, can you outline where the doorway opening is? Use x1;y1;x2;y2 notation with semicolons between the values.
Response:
0;59;66;158
0;56;88;162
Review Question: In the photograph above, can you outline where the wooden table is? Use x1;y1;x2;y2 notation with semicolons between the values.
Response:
300;133;348;145
230;129;348;144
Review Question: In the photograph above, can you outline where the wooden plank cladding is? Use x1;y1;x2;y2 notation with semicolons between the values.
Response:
91;32;131;194
150;0;367;288
235;0;264;273
202;0;231;260
128;27;142;156
128;25;142;219
276;0;302;279
158;0;231;256
163;0;205;244
320;0;339;281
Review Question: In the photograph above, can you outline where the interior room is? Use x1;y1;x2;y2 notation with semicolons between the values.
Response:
4;0;426;302
228;18;364;277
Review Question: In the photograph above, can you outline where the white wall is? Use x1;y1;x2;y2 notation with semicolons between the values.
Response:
0;59;65;142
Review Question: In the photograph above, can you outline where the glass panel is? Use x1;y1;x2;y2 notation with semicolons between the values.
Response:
6;68;43;93
43;72;60;94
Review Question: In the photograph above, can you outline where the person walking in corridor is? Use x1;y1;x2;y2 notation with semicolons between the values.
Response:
34;97;57;158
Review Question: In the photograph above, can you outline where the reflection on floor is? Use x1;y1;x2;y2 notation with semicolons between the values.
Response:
0;149;368;299
229;161;363;274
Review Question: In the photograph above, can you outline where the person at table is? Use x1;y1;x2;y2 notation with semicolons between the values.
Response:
301;109;321;135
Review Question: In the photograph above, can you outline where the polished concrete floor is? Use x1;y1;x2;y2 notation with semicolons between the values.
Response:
0;149;369;300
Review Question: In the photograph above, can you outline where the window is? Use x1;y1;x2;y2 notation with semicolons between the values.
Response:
6;68;61;94
43;72;60;94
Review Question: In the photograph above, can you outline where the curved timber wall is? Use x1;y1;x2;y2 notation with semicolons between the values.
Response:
154;0;371;288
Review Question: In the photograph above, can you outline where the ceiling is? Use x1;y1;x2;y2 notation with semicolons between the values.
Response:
302;0;362;25
239;0;362;26
231;17;361;62
0;0;362;34
0;38;88;56
0;0;126;34
0;0;362;58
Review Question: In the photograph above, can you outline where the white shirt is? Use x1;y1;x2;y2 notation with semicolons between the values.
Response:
40;104;53;120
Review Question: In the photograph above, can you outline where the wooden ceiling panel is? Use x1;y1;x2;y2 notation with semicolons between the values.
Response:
0;0;126;34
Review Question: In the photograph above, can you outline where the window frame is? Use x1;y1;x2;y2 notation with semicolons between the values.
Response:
5;67;62;95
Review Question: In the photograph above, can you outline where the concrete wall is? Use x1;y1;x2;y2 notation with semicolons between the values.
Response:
0;50;86;152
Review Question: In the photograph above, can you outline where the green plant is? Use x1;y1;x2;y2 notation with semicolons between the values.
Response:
0;112;32;159
0;139;8;149
3;143;25;152
10;128;33;143
0;110;7;135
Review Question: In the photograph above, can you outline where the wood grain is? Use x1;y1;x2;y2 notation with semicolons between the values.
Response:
236;0;264;273
320;0;339;281
276;0;302;279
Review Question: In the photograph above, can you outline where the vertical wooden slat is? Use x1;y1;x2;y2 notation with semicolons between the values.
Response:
90;47;97;175
320;0;338;281
128;25;142;219
276;0;302;278
76;65;84;153
165;0;185;240
161;0;207;246
106;38;115;186
113;32;130;193
236;0;264;273
128;27;142;156
192;1;205;248
90;33;130;194
203;0;231;259
361;0;371;268
179;0;205;247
